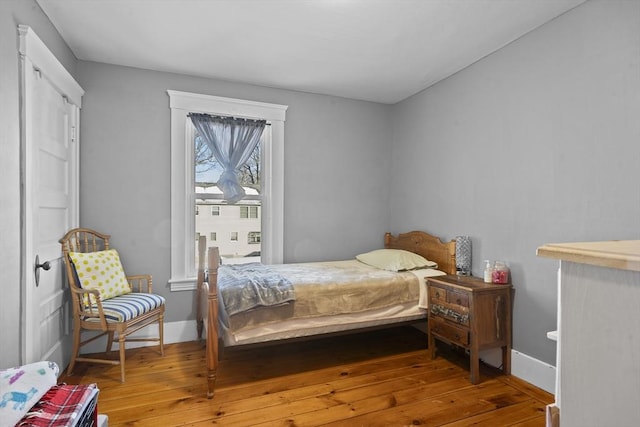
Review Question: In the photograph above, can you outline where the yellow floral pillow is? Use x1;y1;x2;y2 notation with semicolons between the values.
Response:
69;249;131;303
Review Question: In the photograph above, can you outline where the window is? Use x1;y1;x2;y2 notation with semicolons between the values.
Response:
168;91;287;291
230;232;238;242
240;206;259;219
248;231;261;244
210;232;217;241
195;125;262;262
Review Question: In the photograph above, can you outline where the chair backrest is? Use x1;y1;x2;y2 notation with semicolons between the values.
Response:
60;228;111;255
59;228;111;312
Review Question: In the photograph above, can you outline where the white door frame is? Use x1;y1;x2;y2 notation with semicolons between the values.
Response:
18;25;84;364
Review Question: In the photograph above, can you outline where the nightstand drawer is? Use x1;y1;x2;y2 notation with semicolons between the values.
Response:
430;302;470;325
429;286;470;308
430;317;469;346
449;291;469;308
429;286;447;304
429;285;470;325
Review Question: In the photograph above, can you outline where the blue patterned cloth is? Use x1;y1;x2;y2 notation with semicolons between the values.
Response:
0;361;59;427
218;263;295;315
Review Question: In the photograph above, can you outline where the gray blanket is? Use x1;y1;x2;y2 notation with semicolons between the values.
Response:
218;263;295;315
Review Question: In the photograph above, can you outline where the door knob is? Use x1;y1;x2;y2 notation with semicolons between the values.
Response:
34;255;51;287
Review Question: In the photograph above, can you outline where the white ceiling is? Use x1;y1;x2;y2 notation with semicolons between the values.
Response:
36;0;586;104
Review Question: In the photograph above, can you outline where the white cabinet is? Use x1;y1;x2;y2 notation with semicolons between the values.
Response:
538;241;640;427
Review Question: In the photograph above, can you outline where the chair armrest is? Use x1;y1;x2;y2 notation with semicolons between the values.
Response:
126;274;153;293
70;287;109;329
70;286;102;304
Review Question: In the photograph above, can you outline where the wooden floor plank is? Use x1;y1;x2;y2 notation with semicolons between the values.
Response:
316;379;530;427
59;326;553;426
244;377;476;427
103;353;455;425
200;361;469;426
440;399;547;426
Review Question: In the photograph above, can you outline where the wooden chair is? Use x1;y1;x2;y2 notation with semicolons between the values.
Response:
59;228;165;382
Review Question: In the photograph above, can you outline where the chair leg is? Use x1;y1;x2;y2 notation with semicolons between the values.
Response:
106;331;115;353
68;323;81;375
159;315;165;356
119;335;126;383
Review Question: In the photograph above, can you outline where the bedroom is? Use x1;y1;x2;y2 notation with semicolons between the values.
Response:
1;0;638;422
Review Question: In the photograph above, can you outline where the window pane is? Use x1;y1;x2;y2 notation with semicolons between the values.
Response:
193;122;264;266
194;128;263;194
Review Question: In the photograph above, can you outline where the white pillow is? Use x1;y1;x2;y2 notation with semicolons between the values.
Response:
356;249;438;272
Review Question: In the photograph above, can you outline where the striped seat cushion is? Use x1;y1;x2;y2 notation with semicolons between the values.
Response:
84;293;165;322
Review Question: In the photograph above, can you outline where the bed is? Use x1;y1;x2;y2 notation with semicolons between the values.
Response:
196;230;457;398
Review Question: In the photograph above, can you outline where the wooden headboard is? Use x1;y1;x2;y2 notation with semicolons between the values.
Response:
384;230;457;275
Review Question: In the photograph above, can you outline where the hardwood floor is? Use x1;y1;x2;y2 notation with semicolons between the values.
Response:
59;326;553;426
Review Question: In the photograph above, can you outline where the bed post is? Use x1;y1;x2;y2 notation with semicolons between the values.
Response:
196;236;206;340
206;246;220;399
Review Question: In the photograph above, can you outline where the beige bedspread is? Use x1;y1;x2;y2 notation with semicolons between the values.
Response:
220;260;436;333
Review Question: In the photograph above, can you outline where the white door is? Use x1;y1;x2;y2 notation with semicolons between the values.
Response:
19;26;83;367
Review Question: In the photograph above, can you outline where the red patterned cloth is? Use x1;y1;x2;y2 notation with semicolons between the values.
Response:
17;384;98;427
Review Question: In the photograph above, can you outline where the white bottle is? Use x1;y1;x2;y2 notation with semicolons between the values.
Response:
483;260;493;283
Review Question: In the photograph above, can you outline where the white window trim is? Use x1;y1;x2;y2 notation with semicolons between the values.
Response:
168;90;287;291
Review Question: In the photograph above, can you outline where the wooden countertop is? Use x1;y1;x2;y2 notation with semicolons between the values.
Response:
537;240;640;272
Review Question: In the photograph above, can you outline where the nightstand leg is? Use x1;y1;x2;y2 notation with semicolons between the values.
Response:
502;345;511;375
470;344;479;384
428;331;437;359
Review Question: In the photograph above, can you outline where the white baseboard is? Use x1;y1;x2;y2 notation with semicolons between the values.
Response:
457;347;556;394
80;320;557;394
510;349;556;394
479;348;556;394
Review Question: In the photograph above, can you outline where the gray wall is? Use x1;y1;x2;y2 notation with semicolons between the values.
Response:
0;0;78;368
75;61;392;323
390;0;640;365
3;0;638;373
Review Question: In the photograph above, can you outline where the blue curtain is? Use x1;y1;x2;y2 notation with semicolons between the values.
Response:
189;113;266;203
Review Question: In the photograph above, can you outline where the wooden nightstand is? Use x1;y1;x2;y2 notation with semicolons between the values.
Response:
426;274;512;384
